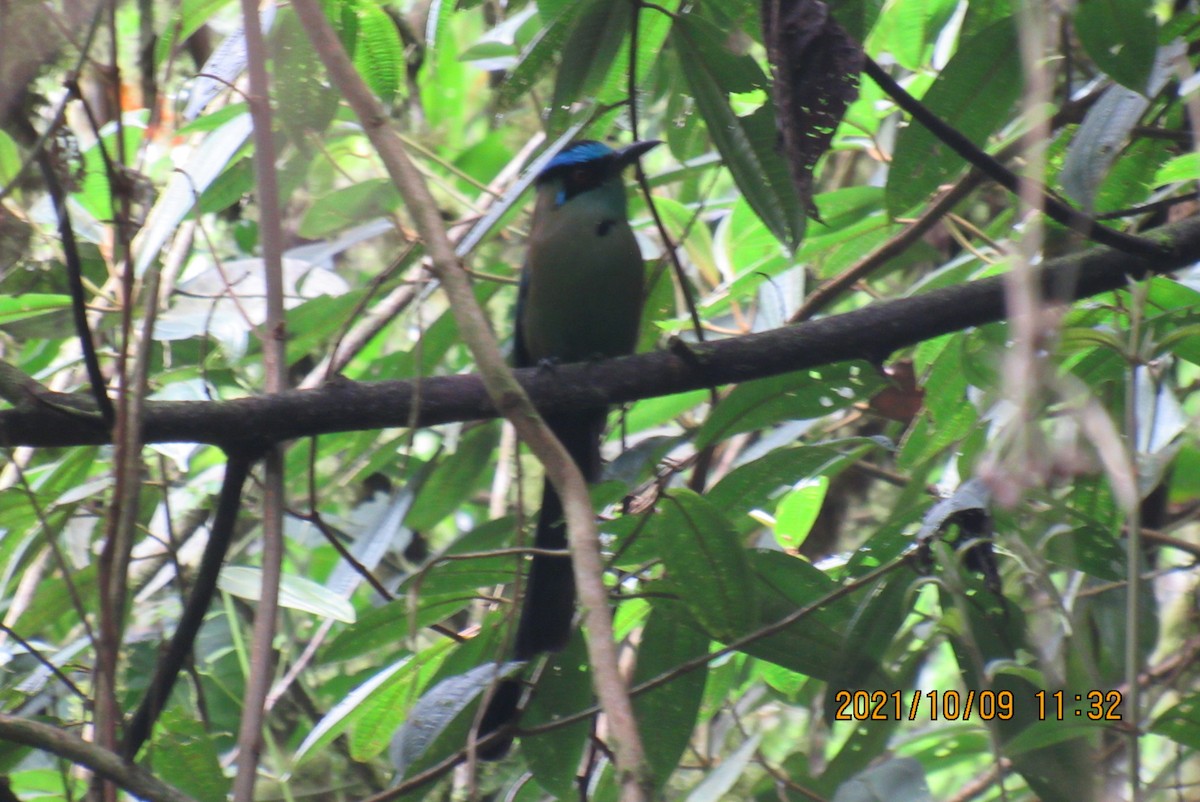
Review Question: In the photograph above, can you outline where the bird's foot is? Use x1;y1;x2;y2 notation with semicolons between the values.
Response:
668;336;703;367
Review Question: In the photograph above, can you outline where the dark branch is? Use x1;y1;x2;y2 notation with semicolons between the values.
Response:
3;215;1198;450
37;143;115;428
863;56;1168;259
122;451;257;758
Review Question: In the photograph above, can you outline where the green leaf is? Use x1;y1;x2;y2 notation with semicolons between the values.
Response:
827;0;885;42
615;0;684;102
354;0;404;105
773;476;829;550
548;0;627;132
18;566;98;636
392;659;524;776
1153;151;1200;185
285;291;371;364
0;294;72;326
349;646;465;761
658;490;758;639
149;710;231;802
76;115;149;220
1151;692;1200;750
708;442;876;534
830;576;912;690
875;0;960;71
273;10;339;141
672;16;805;250
196;158;253;215
1001;718;1108;756
0;130;21;188
405;424;501;530
886;17;1022;216
496;1;591;110
1045;525;1126;582
298;179;401;238
522;633;594;797
1093;136;1172;214
1074;0;1157;92
695;362;884;450
217;566;356;622
739;550;849;679
633;608;708;790
650;197;719;286
294;641;454;766
322;594;477;662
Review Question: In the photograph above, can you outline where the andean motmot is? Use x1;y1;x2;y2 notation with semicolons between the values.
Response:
479;138;660;746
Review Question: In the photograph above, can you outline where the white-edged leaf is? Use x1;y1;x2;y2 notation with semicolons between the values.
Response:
182;3;277;120
132;113;253;277
389;661;524;774
1061;40;1183;208
218;565;355;622
294;652;425;766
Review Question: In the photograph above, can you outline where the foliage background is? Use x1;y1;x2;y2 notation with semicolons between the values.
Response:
1;0;1199;800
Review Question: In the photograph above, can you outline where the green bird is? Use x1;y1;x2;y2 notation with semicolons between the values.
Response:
480;138;660;748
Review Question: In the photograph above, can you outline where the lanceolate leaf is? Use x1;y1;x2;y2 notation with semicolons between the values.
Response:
354;0;404;105
521;634;594;798
633;608;709;790
549;0;628;132
1074;0;1157;93
673;15;807;249
886;16;1022;216
496;1;591;109
658;490;759;639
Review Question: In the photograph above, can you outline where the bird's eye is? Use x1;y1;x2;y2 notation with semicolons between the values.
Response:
571;167;589;184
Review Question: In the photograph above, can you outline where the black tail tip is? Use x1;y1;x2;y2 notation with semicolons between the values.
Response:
476;679;523;760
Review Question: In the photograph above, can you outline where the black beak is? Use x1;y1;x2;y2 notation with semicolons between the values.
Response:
615;139;662;169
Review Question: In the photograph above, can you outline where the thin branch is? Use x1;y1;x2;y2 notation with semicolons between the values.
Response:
522;545;918;736
232;447;284;801
791;170;978;322
123;452;258;758
0;714;199;802
863;56;1167;259
0;623;88;701
35;147;114;427
225;0;290;795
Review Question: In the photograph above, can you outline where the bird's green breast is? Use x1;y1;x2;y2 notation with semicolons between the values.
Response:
519;184;645;365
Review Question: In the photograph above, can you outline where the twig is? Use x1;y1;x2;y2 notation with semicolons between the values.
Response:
0;714;199;802
863;56;1167;259
0;624;88;701
123;452;257;758
230;0;289;795
35;148;114;427
791;171;978;322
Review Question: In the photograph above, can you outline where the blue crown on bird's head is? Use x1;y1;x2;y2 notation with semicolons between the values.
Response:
537;139;661;183
537;140;617;182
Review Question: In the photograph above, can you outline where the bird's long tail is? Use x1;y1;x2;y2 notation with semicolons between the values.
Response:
477;410;605;754
514;410;604;658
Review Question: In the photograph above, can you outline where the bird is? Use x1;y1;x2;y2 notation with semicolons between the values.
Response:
478;138;660;749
